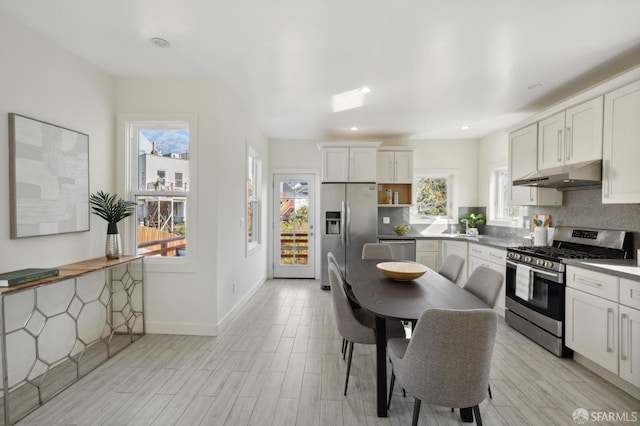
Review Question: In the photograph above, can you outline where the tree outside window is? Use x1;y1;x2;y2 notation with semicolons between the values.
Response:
416;177;448;216
410;174;452;224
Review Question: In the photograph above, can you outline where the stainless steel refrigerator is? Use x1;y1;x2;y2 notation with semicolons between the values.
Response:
321;183;378;289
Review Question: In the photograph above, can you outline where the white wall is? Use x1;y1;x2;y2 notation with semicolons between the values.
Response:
380;139;480;208
0;13;115;386
477;130;509;208
267;138;479;277
0;14;115;271
115;78;269;334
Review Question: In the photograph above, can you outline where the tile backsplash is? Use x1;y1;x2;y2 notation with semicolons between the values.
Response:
378;188;639;254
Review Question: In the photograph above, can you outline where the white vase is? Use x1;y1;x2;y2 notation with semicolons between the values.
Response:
105;222;122;259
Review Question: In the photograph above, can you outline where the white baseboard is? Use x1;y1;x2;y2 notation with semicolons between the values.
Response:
143;275;267;336
218;275;267;329
145;321;219;336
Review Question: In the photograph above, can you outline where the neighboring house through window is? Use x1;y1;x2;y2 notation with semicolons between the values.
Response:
124;118;193;262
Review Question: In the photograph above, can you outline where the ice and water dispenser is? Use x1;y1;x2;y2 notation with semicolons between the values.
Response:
325;212;341;234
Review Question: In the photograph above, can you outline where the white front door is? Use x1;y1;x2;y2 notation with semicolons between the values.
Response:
273;174;315;278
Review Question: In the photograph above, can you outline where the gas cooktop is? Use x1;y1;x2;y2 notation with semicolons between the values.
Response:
506;226;632;272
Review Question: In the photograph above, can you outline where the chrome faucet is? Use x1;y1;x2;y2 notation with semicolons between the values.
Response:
461;218;469;235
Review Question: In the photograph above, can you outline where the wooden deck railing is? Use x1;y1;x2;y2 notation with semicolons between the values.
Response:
137;225;185;256
279;231;308;264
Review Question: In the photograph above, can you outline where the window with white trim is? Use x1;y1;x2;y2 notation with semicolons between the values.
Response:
410;173;453;224
247;147;262;253
129;122;190;258
490;166;520;224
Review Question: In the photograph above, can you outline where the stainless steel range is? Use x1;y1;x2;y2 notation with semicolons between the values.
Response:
505;227;632;357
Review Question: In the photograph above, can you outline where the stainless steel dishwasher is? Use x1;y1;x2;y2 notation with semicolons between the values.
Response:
379;239;416;261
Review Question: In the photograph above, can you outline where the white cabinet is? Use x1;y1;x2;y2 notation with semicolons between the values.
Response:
602;79;640;204
620;278;640;386
416;239;439;271
440;240;468;285
508;124;563;206
377;150;413;183
566;266;618;301
620;278;640;310
566;266;640;387
321;146;377;182
619;304;640;386
468;243;506;315
566;287;619;374
538;97;603;170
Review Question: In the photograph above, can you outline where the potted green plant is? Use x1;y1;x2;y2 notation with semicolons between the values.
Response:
460;213;485;235
89;191;136;259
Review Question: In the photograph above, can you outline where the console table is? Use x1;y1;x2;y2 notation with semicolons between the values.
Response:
0;256;144;425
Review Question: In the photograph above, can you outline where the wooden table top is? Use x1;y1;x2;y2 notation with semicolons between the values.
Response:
0;255;143;295
346;259;488;320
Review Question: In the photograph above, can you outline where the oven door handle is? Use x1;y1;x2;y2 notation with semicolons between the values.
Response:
506;259;560;279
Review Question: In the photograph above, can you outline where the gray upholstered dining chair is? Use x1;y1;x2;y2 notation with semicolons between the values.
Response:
328;262;406;395
327;251;343;278
463;266;503;312
361;243;393;260
461;265;503;399
387;308;498;426
438;254;465;283
328;251;358;356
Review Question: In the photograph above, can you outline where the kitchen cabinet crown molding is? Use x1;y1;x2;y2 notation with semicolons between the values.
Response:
316;141;382;151
508;65;640;133
377;146;415;152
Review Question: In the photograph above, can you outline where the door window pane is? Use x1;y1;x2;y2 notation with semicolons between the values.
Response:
278;181;309;265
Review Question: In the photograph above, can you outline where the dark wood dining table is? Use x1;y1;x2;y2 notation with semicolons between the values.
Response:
346;259;489;419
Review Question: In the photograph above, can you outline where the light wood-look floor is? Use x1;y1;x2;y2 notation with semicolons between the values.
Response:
18;279;639;425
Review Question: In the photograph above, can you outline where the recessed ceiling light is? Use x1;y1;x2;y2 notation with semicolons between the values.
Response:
461;125;470;130
359;86;371;94
350;126;359;131
528;83;542;90
151;37;171;48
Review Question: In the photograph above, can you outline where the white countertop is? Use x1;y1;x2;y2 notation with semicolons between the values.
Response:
582;263;640;277
564;259;640;281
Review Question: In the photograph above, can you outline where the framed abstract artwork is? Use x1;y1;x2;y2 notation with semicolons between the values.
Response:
8;113;90;238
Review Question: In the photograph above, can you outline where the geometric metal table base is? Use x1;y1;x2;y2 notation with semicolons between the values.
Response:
0;257;144;425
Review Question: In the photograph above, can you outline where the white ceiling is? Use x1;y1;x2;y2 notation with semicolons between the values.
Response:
1;0;640;140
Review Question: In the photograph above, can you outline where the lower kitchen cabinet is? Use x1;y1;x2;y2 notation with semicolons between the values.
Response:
566;266;640;388
468;243;506;315
416;239;439;270
440;240;468;285
565;287;619;374
619;305;640;386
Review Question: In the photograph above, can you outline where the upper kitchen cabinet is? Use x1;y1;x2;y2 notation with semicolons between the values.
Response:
319;143;380;182
602;80;640;204
538;97;603;170
377;149;413;183
376;148;414;206
508;124;563;206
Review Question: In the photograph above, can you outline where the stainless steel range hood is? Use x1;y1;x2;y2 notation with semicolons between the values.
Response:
512;159;602;190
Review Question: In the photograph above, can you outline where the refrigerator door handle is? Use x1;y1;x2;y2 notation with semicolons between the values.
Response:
341;201;346;247
346;201;351;246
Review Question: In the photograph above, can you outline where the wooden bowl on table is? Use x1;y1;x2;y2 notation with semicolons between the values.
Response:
376;262;428;281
